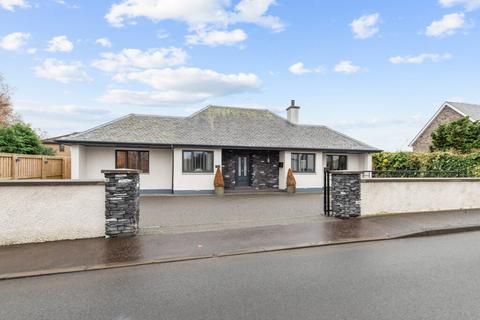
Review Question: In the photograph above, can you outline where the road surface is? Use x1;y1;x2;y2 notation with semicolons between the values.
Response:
2;231;480;319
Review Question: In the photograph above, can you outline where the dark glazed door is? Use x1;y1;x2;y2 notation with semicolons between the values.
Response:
236;156;249;186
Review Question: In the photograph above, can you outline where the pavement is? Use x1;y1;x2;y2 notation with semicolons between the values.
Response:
1;209;480;280
3;231;480;319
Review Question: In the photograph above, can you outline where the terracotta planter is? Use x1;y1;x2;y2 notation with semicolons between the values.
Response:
287;185;296;194
215;186;224;196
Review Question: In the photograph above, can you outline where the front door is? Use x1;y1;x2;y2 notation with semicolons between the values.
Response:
236;155;249;187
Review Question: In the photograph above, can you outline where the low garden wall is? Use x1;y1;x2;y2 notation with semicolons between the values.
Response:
361;178;480;216
0;180;105;245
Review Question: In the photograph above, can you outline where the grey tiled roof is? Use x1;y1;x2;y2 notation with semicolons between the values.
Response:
58;106;380;152
447;102;480;120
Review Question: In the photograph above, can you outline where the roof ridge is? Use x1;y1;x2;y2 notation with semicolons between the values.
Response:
446;101;480;105
128;113;186;119
187;104;274;119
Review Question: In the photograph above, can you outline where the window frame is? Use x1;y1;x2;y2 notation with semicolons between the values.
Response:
291;152;316;173
115;150;150;174
326;154;348;171
182;150;214;173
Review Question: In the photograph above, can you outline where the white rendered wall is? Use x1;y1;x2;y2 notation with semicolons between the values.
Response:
279;151;324;190
322;153;371;171
72;146;172;191
70;145;86;179
361;178;480;216
173;148;222;192
0;181;105;245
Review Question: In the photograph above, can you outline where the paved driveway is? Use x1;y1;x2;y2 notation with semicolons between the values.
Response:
140;193;326;234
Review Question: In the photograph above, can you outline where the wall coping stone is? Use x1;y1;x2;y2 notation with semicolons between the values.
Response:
362;177;480;183
0;179;105;187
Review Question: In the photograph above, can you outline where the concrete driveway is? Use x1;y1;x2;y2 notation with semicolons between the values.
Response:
140;193;326;234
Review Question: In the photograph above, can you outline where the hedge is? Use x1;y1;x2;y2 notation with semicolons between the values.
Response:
372;151;480;177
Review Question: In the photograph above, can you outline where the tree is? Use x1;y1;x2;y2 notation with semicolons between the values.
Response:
0;122;54;155
431;117;480;153
0;74;20;125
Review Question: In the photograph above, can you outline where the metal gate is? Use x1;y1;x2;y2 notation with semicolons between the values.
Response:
323;168;332;216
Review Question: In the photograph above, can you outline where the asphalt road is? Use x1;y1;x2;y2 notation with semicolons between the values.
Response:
2;231;480;320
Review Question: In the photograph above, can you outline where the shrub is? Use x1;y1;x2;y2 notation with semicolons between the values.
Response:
372;151;480;177
0;122;54;155
431;117;480;153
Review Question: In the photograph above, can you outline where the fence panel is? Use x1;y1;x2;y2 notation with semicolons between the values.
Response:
0;153;71;180
0;155;13;179
17;156;42;179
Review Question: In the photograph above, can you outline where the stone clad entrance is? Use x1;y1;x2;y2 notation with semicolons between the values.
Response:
222;149;280;191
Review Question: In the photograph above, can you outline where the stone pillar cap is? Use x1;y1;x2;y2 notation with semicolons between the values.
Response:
101;169;142;174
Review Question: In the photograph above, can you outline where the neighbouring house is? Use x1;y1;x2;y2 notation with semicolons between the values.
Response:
410;101;480;152
43;133;77;157
56;101;380;194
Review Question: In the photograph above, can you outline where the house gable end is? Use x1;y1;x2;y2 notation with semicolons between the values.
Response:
410;104;465;151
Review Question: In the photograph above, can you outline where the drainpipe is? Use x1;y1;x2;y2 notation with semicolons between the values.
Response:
171;145;175;194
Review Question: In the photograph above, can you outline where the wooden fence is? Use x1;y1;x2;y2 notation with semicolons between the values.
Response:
0;153;71;180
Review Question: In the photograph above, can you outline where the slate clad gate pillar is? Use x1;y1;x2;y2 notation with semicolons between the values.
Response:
102;169;140;237
331;172;361;219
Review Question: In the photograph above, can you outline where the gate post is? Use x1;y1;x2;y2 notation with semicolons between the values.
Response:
331;172;361;219
102;169;140;237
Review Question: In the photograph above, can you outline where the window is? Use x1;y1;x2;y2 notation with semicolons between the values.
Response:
115;150;149;173
291;153;315;172
327;155;347;170
182;150;214;173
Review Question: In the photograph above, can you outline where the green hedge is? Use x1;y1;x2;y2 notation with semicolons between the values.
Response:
372;152;480;177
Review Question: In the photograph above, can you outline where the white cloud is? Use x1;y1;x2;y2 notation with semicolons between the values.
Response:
439;0;480;11
389;53;453;64
100;67;262;105
425;12;466;37
0;0;29;11
91;47;188;72
186;29;247;46
232;0;284;32
27;48;37;54
46;35;74;52
14;100;115;137
288;62;324;75
350;13;380;39
95;37;112;47
333;60;363;74
105;0;284;32
157;29;169;39
33;59;92;83
0;32;30;51
16;103;111;117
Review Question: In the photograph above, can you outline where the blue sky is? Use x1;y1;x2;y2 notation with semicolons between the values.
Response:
1;0;479;150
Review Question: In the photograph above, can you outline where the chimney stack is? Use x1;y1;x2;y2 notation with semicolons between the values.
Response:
286;99;300;124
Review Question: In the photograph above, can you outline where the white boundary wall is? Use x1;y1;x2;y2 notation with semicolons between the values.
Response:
361;178;480;216
0;180;105;245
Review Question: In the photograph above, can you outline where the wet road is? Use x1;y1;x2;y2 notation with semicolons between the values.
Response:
2;231;480;320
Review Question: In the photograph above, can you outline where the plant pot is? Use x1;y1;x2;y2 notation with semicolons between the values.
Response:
287;186;296;194
215;186;224;196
